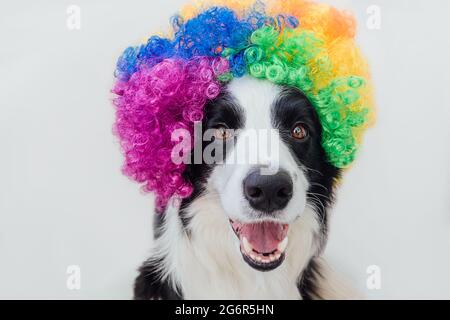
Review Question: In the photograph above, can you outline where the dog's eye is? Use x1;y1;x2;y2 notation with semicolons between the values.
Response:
214;125;233;140
291;123;308;140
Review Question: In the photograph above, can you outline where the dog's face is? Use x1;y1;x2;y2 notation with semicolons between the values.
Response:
182;76;339;271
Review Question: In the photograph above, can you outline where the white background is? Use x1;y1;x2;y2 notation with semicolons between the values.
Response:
1;0;449;299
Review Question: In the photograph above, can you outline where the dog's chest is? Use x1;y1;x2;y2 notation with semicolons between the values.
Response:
178;247;302;300
172;218;306;299
183;273;302;300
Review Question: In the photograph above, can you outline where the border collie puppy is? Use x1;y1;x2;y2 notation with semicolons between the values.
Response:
133;77;357;300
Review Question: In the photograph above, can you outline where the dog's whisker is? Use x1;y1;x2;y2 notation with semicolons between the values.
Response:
307;192;331;202
301;165;324;176
309;182;329;192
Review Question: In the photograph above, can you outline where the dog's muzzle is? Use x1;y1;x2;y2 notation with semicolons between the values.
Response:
227;169;294;271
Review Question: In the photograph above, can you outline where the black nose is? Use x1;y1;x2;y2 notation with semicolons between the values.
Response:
243;170;293;213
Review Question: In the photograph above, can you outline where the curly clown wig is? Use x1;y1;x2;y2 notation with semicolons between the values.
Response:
112;0;375;210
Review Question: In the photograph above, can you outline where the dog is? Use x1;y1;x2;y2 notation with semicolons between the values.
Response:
133;76;359;300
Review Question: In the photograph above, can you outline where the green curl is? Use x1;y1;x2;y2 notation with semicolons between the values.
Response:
224;25;369;168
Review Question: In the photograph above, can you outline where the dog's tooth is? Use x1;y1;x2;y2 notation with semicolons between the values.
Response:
269;255;276;262
277;236;288;253
274;252;281;260
242;237;252;254
250;253;258;261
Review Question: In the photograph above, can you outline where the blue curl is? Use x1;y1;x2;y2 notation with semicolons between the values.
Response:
116;46;139;81
230;51;247;77
115;6;273;81
174;7;255;58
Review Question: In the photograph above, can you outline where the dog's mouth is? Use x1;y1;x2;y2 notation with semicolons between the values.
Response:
230;219;289;271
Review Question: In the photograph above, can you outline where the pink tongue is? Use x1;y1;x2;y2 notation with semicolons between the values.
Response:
240;222;288;254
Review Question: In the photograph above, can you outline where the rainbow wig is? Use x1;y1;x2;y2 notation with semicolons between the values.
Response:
112;0;375;210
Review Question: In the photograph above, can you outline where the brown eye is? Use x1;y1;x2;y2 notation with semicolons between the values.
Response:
214;125;233;140
291;123;308;140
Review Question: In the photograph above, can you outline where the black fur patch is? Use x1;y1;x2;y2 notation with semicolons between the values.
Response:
297;258;322;300
134;259;182;300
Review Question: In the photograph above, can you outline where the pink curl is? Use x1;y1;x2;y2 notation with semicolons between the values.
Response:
113;57;228;211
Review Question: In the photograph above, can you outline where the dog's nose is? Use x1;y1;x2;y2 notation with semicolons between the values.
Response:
243;170;293;213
